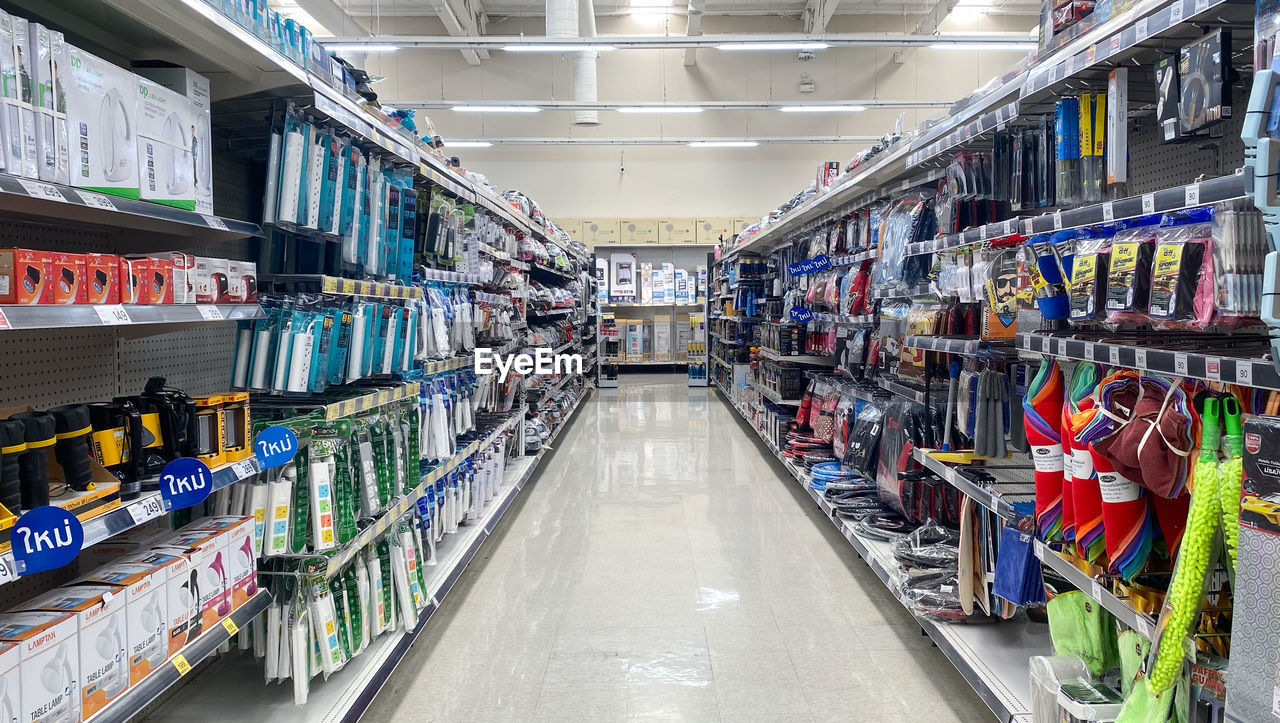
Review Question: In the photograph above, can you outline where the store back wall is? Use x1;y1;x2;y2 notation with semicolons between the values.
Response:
359;13;1036;218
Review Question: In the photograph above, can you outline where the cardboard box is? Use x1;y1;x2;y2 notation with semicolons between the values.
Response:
0;249;53;304
133;67;212;215
117;549;195;657
696;218;734;245
639;262;653;304
0;611;78;723
581;219;619;246
20;584;128;717
75;562;169;686
49;253;85;305
85;253;120;305
169;252;194;304
654;314;672;361
125;256;173;305
180;516;257;611
0;643;17;723
66;45;139;198
135;78;196;210
226;260;256;303
27;24;57;183
6;16;37;180
156;529;229;630
194;256;229;303
659;218;696;244
119;256;140;304
620;219;658;245
48;30;69;186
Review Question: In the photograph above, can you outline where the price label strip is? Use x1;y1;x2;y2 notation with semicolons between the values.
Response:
18;179;66;203
94;305;132;325
221;618;240;636
128;495;166;526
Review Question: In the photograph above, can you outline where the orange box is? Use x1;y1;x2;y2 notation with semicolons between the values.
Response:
85;253;120;305
49;252;86;304
155;529;228;630
119;257;141;304
181;516;257;611
0;249;54;304
145;257;174;305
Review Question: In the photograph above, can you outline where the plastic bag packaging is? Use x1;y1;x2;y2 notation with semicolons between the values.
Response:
891;520;961;570
1046;590;1120;677
844;401;884;474
1147;208;1215;330
1069;226;1116;322
1029;655;1093;723
1104;216;1162;326
901;568;968;621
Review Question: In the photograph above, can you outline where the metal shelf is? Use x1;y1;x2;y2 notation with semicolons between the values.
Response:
422;355;473;375
528;263;577;283
752;381;802;406
0;173;259;247
877;377;946;405
0;303;262;331
604;302;705;308
758;347;836;365
89;590;273;723
614;359;690;366
870;283;935;300
147;392;590;723
913;449;1035;522
813;312;877;325
906;101;1020;170
421;268;483;285
527;307;574;319
904;335;1013;355
256;381;421;421
1035;541;1156;640
1016;332;1278;390
260;275;423;300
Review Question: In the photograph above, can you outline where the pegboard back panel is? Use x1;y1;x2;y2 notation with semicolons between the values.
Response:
0;217;120;254
0;329;120;408
1127;112;1246;195
119;325;238;397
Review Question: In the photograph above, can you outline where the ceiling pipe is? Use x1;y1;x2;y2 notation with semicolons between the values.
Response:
575;0;600;126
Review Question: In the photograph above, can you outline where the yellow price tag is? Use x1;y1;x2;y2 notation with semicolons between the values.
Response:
378;391;390;404
221;617;240;636
342;279;356;294
172;654;192;676
322;277;339;293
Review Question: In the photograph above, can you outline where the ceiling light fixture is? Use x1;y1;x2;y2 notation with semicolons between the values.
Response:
324;43;399;52
451;105;542;113
778;105;866;113
688;140;759;147
618;106;704;113
502;44;616;52
446;141;494;147
931;41;1037;50
717;42;829;51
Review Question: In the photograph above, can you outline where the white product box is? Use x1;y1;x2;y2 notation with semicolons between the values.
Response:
167;252;194;303
181;516;258;612
653;314;672;361
27;24;57;182
49;30;69;185
193;256;229;303
595;257;608;301
4;16;36;179
66;45;139;197
158;528;230;630
674;269;689;304
661;263;675;304
0;611;78;723
20;585;128;718
639;262;652;304
609;252;636;301
119;549;194;658
0;643;18;723
651;270;663;303
76;563;168;686
134;67;213;214
135;78;195;209
697;265;707;299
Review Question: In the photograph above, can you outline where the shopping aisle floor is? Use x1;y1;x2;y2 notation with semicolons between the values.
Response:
368;375;992;721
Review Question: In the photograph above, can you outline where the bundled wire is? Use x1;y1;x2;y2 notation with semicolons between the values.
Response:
1024;357;1066;540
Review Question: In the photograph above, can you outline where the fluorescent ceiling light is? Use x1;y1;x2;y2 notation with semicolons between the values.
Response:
503;44;616;52
931;41;1037;50
447;141;493;147
451;105;542;113
618;106;703;113
689;141;758;147
325;43;398;52
717;42;829;50
779;105;866;113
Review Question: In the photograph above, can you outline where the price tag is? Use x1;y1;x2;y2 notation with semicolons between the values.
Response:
203;215;230;231
17;179;66;203
1091;579;1107;603
980;226;988;240
1053;210;1064;229
1135;348;1148;369
1109;35;1121;52
94;305;132;325
1206;358;1221;381
1174;353;1189;377
196;305;223;320
127;495;166;526
221;618;240;636
1084;342;1098;360
1005;219;1016;234
0;559;13;584
1194;0;1208;13
1135;617;1153;639
230;458;258;479
1102;202;1115;222
1170;1;1183;23
1109;346;1121;365
1185;183;1200;206
172;654;192;676
1054;338;1067;355
1040;335;1052;353
1135;18;1149;40
342;279;356;294
79;191;117;212
1142;194;1156;214
1237;362;1254;386
1033;542;1045;561
1024;218;1034;234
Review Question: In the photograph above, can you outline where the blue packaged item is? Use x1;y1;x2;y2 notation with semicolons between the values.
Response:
399;186;418;282
383;172;402;280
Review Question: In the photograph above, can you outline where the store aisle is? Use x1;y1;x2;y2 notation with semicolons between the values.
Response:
367;375;991;722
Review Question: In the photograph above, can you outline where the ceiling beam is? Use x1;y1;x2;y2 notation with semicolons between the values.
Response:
683;0;705;66
893;0;960;63
429;0;484;64
294;0;369;35
321;32;1035;49
803;0;840;33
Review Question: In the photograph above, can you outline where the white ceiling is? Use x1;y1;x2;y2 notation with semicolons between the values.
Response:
323;0;1040;18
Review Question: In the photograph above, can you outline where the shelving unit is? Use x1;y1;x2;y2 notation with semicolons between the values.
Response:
0;303;263;331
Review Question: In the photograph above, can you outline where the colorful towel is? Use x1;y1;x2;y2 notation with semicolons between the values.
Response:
1025;358;1066;540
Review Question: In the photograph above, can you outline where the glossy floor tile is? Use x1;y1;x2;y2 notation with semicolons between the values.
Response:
366;374;993;721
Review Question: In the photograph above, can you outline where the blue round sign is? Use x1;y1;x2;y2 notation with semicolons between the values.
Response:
12;506;84;575
255;426;299;470
159;457;215;511
790;307;814;323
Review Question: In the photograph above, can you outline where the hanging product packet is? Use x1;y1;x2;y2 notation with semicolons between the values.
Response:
1026;357;1066;540
1068;362;1103;559
1104;215;1162;326
1069;225;1119;322
1147;208;1216;329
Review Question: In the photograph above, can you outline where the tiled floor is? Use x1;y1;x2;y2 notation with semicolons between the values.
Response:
366;375;993;721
